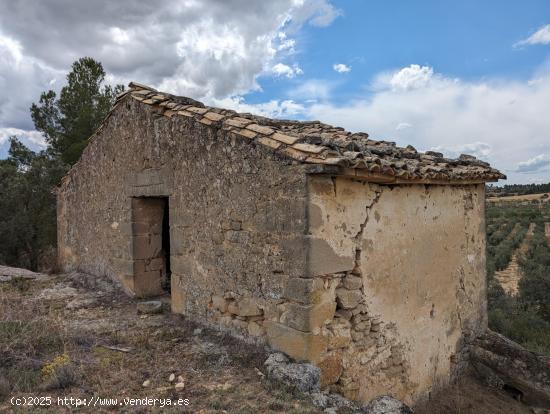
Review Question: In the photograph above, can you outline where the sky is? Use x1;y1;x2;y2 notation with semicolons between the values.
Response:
0;0;549;184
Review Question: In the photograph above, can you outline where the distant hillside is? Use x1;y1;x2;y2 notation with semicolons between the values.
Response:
487;183;550;197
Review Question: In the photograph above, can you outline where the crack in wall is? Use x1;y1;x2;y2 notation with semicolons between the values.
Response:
352;187;383;253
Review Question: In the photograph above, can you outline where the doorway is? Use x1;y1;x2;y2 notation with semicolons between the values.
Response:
131;197;171;297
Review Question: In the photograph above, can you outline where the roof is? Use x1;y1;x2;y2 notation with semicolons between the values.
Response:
114;82;505;184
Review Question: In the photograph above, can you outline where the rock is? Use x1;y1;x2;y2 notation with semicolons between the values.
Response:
178;375;184;383
335;309;353;320
310;392;329;408
211;295;228;312
248;321;265;336
169;373;175;382
328;329;351;350
335;288;363;309
227;301;239;315
264;353;321;393
254;368;265;377
362;396;412;414
193;328;202;335
136;300;163;314
471;329;550;408
342;275;363;290
318;354;343;387
235;298;262;317
38;285;78;300
142;380;151;387
66;297;98;310
175;382;185;390
0;265;47;281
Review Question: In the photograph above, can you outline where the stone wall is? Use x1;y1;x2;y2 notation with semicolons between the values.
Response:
58;95;488;406
58;97;309;330
264;176;487;405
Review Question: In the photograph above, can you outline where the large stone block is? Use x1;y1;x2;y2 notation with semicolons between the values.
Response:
134;269;163;298
170;255;193;275
132;220;162;235
265;321;327;363
228;297;263;317
306;237;354;276
171;274;186;314
318;353;343;387
280;302;336;333
133;234;162;259
284;277;325;304
170;229;186;255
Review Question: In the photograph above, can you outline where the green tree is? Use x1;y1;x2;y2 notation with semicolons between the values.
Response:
30;57;123;165
0;138;65;270
0;57;122;270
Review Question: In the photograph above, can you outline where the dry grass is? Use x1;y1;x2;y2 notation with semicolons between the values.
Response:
0;270;537;413
0;273;318;413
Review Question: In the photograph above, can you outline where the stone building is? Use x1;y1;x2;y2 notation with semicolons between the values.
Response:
57;82;505;405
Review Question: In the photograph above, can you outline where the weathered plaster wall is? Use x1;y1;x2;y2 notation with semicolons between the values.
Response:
302;176;487;405
58;97;309;332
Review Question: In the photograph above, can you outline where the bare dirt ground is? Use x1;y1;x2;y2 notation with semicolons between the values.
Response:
0;267;535;413
495;223;536;295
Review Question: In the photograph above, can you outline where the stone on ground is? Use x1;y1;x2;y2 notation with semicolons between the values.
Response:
362;395;413;414
137;300;163;314
264;352;321;393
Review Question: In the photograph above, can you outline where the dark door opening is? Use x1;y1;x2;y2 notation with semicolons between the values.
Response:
161;199;171;293
131;197;171;297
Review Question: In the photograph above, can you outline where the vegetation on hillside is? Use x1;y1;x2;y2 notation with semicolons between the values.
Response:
487;183;550;196
487;201;550;355
0;58;122;270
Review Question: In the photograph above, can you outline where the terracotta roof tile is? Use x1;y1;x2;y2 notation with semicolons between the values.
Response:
122;82;506;183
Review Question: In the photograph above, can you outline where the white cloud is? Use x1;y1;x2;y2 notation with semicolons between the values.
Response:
516;154;550;173
0;127;47;158
289;0;342;28
395;122;412;131
0;0;339;100
0;128;46;147
288;79;333;101
0;0;339;155
431;142;492;161
307;64;550;184
333;63;351;73
276;32;296;52
515;24;550;47
272;63;303;78
212;96;304;119
0;32;64;130
388;64;435;91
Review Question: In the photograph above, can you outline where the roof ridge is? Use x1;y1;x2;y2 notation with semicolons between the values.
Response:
118;82;505;184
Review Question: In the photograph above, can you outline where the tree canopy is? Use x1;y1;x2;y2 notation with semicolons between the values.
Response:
30;57;123;165
0;57;122;270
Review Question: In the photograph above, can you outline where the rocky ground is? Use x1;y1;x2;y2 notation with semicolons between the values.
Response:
0;266;537;413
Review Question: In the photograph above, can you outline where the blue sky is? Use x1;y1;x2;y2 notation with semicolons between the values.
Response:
1;0;549;183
